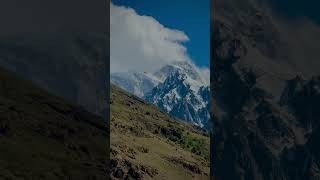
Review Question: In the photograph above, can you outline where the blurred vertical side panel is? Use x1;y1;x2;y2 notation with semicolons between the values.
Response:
0;0;109;179
211;0;320;179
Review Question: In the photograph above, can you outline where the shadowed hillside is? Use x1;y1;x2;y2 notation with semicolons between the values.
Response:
0;67;108;179
110;84;209;179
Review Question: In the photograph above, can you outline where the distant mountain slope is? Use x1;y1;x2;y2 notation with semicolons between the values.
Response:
0;33;108;116
111;72;161;98
0;67;107;179
211;0;320;179
110;84;209;179
111;61;210;128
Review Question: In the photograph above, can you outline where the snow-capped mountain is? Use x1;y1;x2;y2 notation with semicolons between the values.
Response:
111;61;210;128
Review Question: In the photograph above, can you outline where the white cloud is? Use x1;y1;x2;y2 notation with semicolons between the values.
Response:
110;2;193;73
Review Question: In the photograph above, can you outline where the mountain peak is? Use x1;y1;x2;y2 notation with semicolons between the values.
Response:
154;61;205;83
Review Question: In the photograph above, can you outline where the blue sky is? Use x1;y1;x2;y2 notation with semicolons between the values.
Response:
112;0;210;68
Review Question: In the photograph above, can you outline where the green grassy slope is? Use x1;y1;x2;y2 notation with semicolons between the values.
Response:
0;67;108;180
110;84;209;180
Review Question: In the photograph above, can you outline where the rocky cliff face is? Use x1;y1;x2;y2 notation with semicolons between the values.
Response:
146;70;210;128
211;0;320;179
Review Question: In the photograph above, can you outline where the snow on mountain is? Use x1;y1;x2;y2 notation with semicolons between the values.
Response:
146;68;210;128
111;72;161;98
154;61;209;87
111;61;210;128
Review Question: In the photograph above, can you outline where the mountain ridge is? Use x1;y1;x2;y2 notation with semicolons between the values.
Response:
111;61;210;128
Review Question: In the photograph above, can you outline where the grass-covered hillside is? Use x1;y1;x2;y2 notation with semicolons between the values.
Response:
110;84;209;180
